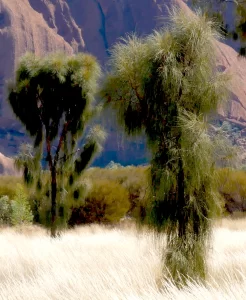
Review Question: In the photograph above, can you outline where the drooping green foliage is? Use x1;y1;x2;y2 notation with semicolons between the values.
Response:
8;52;105;236
101;8;231;284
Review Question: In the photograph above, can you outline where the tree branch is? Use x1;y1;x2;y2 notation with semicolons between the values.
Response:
53;121;71;168
46;129;53;173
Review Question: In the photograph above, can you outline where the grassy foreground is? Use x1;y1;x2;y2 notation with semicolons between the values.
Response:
0;219;245;299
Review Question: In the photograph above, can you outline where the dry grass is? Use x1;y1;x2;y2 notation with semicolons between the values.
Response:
0;220;246;299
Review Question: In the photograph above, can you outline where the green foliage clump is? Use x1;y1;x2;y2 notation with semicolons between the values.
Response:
218;168;246;195
0;184;33;226
69;180;130;225
0;176;22;199
86;166;150;219
218;168;246;213
0;196;11;224
10;184;33;226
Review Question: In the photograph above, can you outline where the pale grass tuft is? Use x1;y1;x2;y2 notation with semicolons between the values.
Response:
0;220;246;299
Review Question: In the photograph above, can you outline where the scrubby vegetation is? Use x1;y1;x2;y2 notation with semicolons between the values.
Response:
0;166;246;299
1;166;246;228
0;166;148;228
0;176;22;199
86;166;150;219
218;168;246;214
0;184;33;226
69;179;130;225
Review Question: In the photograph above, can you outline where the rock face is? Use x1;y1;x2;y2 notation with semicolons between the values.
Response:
216;42;246;125
0;0;246;165
67;0;165;61
0;153;19;176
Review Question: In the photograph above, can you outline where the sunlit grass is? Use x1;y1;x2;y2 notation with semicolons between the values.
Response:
0;219;245;299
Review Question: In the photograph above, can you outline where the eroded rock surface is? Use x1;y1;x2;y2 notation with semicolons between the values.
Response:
0;152;19;175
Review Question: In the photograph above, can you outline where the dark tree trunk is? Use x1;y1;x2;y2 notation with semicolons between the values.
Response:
50;166;57;237
46;131;58;238
177;156;186;238
49;122;69;237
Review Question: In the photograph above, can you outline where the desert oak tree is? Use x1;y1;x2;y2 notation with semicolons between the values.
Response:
101;9;229;284
8;53;105;237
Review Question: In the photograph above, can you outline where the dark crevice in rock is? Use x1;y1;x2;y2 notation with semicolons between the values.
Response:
0;10;10;28
0;76;4;116
94;0;109;53
123;2;136;33
0;13;5;27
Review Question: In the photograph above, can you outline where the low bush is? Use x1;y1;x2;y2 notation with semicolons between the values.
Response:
218;168;246;214
10;166;246;226
0;168;151;226
68;179;130;226
0;184;33;226
86;166;150;219
5;167;244;227
0;195;11;224
0;176;22;199
10;184;33;225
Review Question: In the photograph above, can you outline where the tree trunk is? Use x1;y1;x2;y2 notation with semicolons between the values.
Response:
177;156;186;238
50;166;57;238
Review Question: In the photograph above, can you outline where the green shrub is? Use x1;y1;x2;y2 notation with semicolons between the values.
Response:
68;180;130;225
218;168;246;214
85;166;150;221
0;195;11;224
10;184;33;225
218;168;246;196
0;176;22;199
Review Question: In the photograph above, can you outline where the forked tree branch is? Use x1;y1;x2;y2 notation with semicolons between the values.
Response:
54;121;71;168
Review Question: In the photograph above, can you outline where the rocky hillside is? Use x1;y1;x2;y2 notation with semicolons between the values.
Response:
0;153;18;175
0;0;246;165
